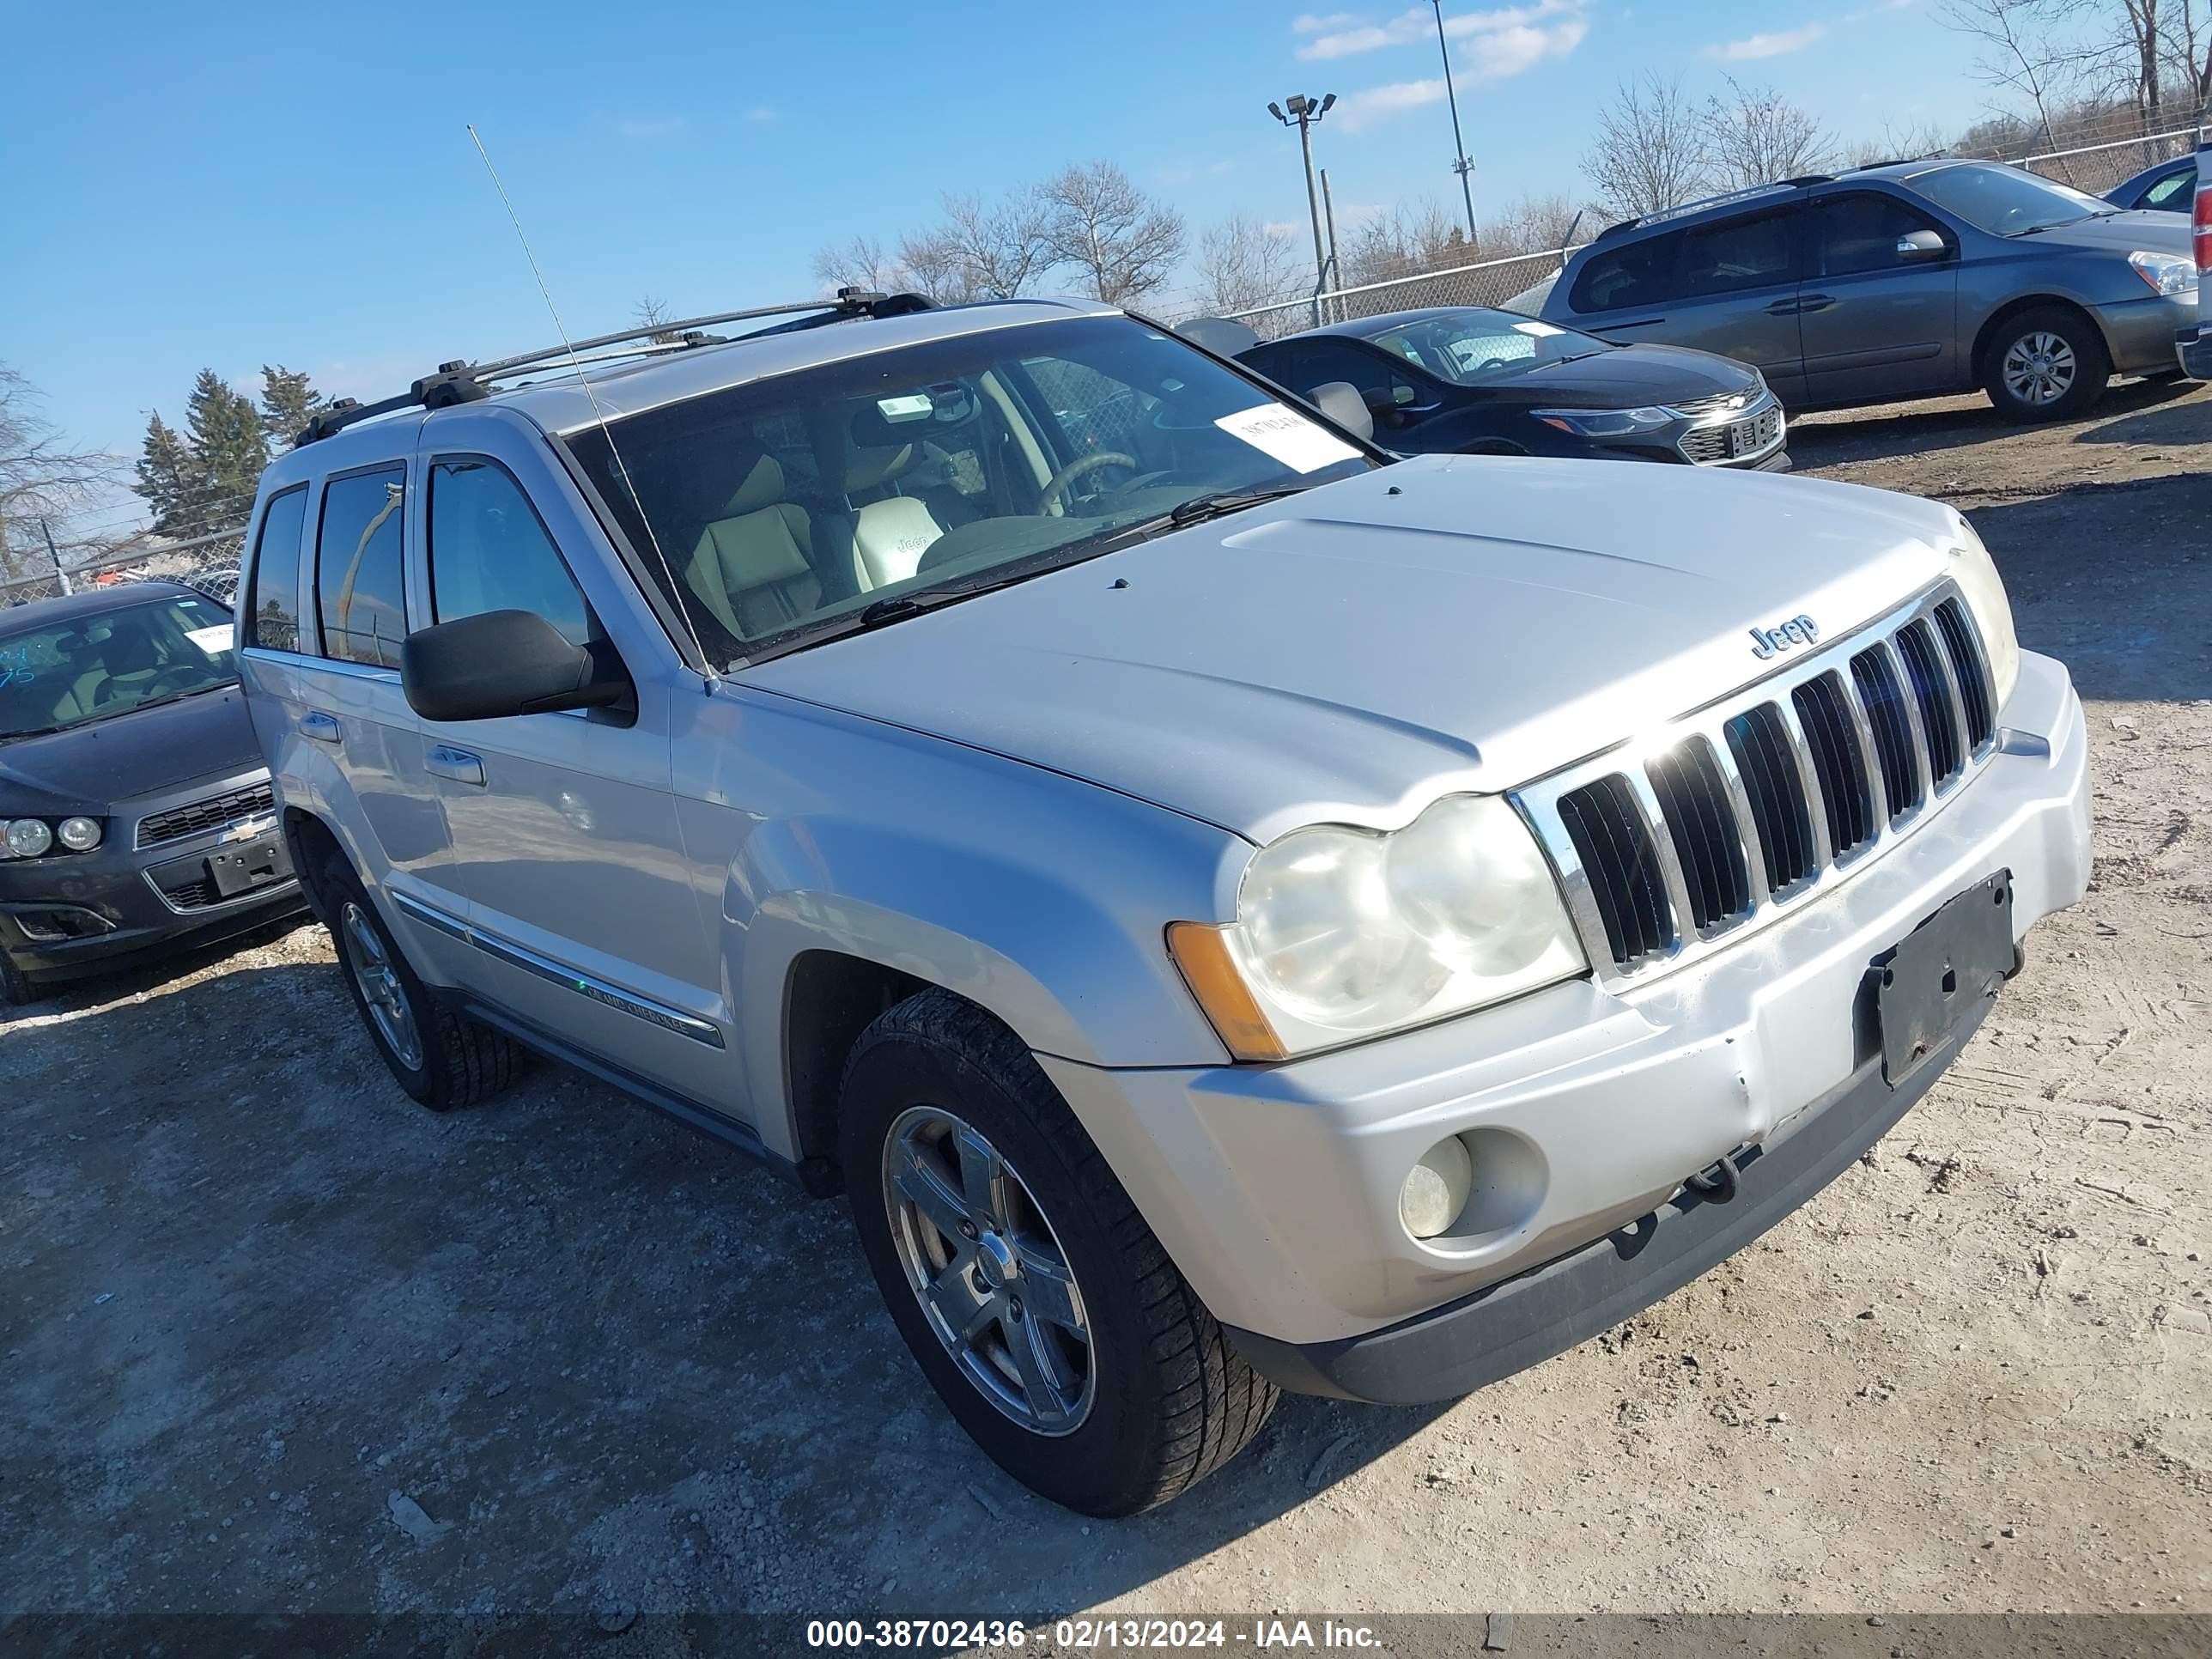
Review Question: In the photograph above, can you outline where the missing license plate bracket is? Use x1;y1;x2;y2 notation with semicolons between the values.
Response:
1870;870;2014;1087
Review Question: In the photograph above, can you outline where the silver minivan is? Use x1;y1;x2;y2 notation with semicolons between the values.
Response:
1540;159;2197;419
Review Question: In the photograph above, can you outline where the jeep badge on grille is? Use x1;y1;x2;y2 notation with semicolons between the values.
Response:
1749;614;1820;659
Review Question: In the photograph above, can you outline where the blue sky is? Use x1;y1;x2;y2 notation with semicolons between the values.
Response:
8;0;1982;531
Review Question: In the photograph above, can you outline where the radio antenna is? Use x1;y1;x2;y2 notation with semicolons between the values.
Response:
465;124;715;683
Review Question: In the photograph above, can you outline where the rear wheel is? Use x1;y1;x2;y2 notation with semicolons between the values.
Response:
319;851;515;1111
839;988;1275;1516
1984;307;2109;422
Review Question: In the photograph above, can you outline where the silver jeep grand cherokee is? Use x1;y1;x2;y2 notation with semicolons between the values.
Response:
234;293;2091;1516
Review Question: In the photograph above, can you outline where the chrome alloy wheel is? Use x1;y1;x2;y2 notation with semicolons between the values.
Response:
340;900;422;1072
2002;331;2077;406
881;1105;1095;1434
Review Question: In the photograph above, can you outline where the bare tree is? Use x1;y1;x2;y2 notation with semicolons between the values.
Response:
1939;0;2089;155
1340;199;1466;286
2166;0;2212;113
1195;215;1303;313
1582;75;1708;222
809;235;905;297
1038;162;1188;305
1844;118;1954;167
1;366;115;584
1701;78;1835;190
1481;192;1590;257
933;192;1054;299
634;294;683;344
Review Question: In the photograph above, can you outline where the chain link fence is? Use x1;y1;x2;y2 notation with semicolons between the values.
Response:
1194;246;1583;342
1;527;247;612
1960;106;2207;198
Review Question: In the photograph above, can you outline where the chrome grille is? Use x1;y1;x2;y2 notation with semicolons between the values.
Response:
1678;404;1784;465
1515;581;1999;984
135;781;275;850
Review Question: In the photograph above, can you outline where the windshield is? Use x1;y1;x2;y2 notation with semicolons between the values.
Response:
0;592;237;741
1366;309;1610;386
567;314;1373;667
1910;162;2108;236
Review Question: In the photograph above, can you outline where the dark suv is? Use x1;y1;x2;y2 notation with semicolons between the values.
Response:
1538;160;2197;421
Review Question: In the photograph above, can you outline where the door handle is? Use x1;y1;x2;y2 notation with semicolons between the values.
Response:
426;745;486;787
300;711;341;744
1764;299;1802;316
1796;294;1836;313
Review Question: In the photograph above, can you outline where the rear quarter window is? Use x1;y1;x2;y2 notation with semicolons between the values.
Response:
246;485;309;651
1570;231;1680;313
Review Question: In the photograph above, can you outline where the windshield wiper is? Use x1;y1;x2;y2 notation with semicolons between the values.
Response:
1165;483;1313;527
73;681;235;726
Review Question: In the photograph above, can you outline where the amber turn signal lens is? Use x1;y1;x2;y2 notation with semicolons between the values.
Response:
1166;921;1288;1063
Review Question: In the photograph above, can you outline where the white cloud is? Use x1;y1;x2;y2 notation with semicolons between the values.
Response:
1293;10;1367;30
1261;221;1303;237
1297;0;1580;60
1705;22;1828;60
1334;77;1449;132
743;106;777;124
1465;16;1587;80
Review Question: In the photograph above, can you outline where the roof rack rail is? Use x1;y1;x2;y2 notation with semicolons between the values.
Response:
295;289;933;447
1843;152;1949;173
1592;176;1836;243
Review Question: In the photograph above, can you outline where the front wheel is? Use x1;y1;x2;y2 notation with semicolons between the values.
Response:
1984;307;2109;422
840;989;1276;1516
319;851;515;1111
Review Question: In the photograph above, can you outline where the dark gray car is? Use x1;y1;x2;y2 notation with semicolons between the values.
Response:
1538;159;2198;420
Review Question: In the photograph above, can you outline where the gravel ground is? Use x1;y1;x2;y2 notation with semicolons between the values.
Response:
3;378;2208;1632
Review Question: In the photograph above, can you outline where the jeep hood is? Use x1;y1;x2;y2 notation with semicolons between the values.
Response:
747;456;1967;844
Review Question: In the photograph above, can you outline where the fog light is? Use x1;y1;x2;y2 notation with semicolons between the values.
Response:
1399;1135;1474;1240
57;817;102;852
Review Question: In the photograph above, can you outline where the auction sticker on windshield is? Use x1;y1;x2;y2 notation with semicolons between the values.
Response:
185;625;233;656
1214;404;1362;473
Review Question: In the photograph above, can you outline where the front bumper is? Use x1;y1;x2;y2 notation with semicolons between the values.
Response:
2179;322;2212;380
2094;291;2201;375
1041;651;2090;1370
0;770;304;986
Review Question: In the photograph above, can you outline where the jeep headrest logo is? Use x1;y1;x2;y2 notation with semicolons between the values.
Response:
1749;614;1819;659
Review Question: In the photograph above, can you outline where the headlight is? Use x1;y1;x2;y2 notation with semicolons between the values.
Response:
57;817;103;852
1946;519;2020;710
2129;250;2197;297
1533;405;1673;437
1170;795;1586;1060
4;817;54;859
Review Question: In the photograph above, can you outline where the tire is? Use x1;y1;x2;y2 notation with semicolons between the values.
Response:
839;988;1276;1516
318;850;515;1111
1983;306;2110;422
0;951;35;1009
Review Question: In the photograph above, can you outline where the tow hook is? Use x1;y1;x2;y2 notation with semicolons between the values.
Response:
1685;1150;1741;1204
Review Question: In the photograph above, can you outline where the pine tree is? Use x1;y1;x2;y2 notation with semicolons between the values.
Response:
134;412;198;534
259;365;325;448
180;369;268;536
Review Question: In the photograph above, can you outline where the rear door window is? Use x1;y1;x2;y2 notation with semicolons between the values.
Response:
2142;166;2194;210
428;458;596;646
314;465;409;668
246;485;308;652
1674;208;1802;297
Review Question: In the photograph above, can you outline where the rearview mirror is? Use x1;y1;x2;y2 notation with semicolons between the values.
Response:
1305;380;1375;445
402;609;632;723
1896;228;1948;263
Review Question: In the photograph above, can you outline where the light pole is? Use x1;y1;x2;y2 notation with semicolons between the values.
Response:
1268;93;1336;325
1431;0;1479;245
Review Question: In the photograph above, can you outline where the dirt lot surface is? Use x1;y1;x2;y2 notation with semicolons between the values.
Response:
4;379;2209;1635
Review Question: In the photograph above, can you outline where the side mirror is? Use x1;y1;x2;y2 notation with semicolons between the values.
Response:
1305;380;1375;445
1896;228;1948;263
401;609;632;723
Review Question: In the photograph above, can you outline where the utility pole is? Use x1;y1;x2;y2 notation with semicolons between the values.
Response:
1268;93;1337;325
1319;167;1343;322
40;519;71;596
1431;0;1479;245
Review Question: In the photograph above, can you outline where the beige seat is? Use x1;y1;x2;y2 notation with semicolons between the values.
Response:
683;453;828;640
814;415;982;592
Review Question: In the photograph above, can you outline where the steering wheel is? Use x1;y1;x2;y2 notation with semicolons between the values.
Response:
1039;451;1138;516
104;665;201;706
1476;357;1512;373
